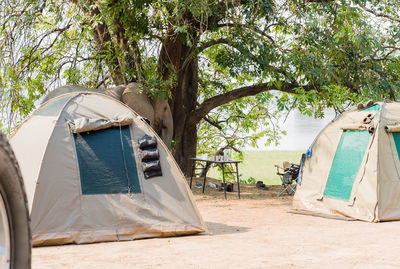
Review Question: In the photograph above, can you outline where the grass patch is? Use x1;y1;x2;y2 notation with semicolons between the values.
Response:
208;150;303;185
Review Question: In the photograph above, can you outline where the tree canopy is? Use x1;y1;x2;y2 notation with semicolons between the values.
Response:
0;0;399;172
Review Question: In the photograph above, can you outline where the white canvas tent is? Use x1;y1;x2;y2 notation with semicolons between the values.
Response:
293;102;400;222
10;92;206;246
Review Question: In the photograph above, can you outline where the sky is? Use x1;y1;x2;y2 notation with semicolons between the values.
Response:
249;109;336;151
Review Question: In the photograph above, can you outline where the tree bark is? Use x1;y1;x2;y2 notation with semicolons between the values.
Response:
159;27;199;175
159;28;320;175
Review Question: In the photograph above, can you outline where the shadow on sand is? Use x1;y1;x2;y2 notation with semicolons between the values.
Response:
205;221;249;235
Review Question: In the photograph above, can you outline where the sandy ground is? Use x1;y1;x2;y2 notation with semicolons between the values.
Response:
33;180;400;268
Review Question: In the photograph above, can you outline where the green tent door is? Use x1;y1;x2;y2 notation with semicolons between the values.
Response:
324;130;371;201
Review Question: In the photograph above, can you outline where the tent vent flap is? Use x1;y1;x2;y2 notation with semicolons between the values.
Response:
69;113;134;133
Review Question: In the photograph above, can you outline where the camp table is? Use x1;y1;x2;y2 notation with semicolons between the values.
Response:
189;157;242;199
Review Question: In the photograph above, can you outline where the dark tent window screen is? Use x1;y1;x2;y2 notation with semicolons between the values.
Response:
393;133;400;160
324;130;371;201
74;126;141;195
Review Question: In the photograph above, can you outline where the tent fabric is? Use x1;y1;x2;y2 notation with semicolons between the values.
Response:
293;102;400;222
68;113;134;133
10;92;206;246
340;123;371;130
33;95;73;117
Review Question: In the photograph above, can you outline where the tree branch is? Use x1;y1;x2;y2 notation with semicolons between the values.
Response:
203;116;223;130
215;22;290;53
71;1;127;84
359;4;400;23
20;22;72;73
383;46;400;57
189;83;316;124
199;38;230;52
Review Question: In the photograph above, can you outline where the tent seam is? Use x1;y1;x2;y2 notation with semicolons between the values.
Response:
374;103;386;221
348;127;376;207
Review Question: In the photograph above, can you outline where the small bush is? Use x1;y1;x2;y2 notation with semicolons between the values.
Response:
246;176;257;184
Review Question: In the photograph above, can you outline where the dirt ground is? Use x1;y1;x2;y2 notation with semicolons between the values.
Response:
32;179;400;268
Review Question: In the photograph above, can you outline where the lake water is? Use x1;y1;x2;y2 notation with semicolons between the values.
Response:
250;109;336;151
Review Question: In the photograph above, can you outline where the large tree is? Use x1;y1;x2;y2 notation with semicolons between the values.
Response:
0;0;399;174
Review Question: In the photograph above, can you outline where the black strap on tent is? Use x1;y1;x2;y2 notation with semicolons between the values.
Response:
138;135;157;149
138;135;162;179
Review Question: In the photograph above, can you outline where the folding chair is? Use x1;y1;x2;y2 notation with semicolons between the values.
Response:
274;161;300;196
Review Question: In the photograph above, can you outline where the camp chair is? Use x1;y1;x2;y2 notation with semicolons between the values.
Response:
275;161;300;196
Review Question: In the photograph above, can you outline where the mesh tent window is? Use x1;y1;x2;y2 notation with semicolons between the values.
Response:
364;104;381;111
74;125;141;195
324;130;371;201
392;133;400;165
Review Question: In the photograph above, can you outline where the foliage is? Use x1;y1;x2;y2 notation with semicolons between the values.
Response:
0;0;399;153
194;0;400;152
247;177;257;184
197;92;286;154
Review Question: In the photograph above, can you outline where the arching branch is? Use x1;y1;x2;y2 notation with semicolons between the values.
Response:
359;4;400;23
199;38;230;52
189;83;317;124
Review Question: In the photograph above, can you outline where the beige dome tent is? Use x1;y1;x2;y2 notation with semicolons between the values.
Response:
10;92;206;246
293;102;400;222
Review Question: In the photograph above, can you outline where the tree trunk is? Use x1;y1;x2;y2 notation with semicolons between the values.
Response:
172;57;199;175
175;121;198;176
159;30;199;176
